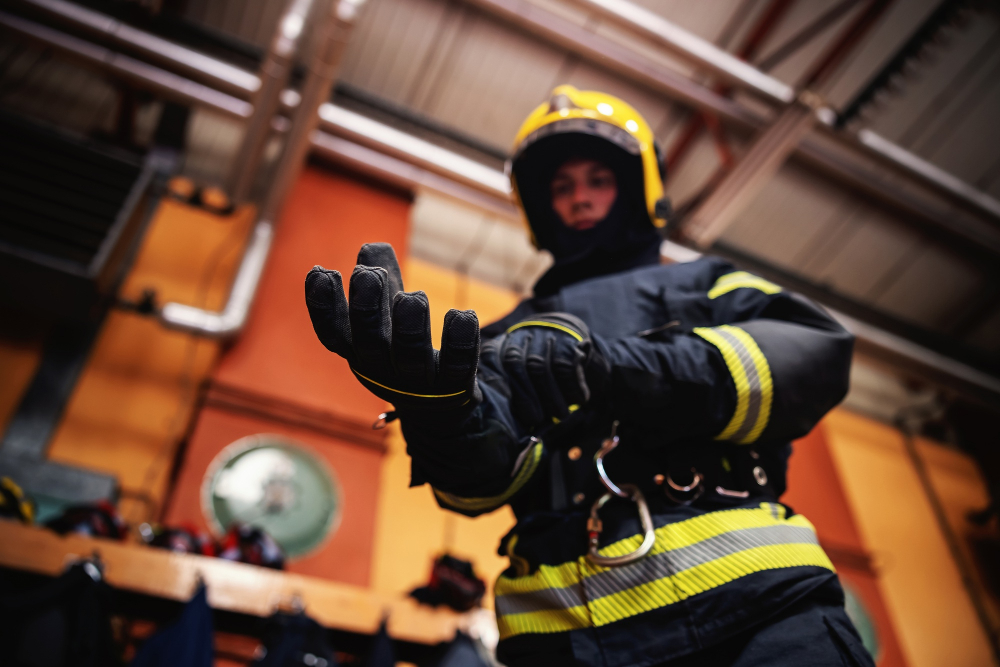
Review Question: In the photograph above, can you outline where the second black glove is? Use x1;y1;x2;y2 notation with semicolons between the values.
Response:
484;312;609;430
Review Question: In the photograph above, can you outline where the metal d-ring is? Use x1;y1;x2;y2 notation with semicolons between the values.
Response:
587;483;656;567
663;469;704;505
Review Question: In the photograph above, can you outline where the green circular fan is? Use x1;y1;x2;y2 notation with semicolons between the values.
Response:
202;435;341;558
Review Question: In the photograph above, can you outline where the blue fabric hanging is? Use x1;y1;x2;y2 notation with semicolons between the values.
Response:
130;585;213;667
364;620;395;667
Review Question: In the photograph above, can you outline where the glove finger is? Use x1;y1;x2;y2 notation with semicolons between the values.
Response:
349;265;393;375
439;309;480;390
357;243;404;297
305;266;353;360
502;332;545;428
551;336;590;406
391;291;434;386
526;333;570;421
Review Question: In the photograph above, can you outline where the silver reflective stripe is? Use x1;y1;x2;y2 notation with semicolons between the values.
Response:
585;524;817;600
714;327;762;443
497;524;820;613
495;581;587;616
514;118;642;159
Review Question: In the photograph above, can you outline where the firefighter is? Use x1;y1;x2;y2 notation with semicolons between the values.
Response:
305;86;873;667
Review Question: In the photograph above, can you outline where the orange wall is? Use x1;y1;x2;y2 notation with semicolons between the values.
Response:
825;409;998;667
166;166;412;586
785;424;907;667
210;166;410;423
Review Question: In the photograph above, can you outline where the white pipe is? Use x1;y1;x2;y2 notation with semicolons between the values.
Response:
160;222;273;336
317;104;512;197
563;0;795;103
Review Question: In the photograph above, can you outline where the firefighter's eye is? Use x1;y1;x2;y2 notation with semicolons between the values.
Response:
551;179;574;197
589;170;616;189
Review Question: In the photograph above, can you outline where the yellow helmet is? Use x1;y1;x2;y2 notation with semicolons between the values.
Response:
508;85;668;250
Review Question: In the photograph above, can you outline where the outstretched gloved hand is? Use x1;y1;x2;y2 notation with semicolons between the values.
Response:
305;243;481;414
483;313;609;430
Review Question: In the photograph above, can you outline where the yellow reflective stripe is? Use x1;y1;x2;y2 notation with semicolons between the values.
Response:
589;505;810;563
433;441;543;512
725;326;774;443
693;325;773;444
506;321;583;342
496;507;817;594
351;368;466;398
495;505;829;638
497;558;582;596
694;326;751;441
497;603;591;638
708;271;782;299
588;542;833;627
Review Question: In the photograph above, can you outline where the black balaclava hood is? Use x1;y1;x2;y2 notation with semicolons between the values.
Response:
512;133;662;297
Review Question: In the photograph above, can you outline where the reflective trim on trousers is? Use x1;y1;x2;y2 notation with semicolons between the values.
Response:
495;504;834;639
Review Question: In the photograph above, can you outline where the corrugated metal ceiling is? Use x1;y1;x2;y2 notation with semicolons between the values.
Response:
2;0;998;369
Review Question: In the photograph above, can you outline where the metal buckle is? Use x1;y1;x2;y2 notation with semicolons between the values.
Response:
663;468;704;505
587;422;656;568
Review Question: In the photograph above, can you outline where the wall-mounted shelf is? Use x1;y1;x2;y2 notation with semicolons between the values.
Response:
0;522;461;647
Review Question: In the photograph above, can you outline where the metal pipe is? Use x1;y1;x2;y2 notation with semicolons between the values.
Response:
228;0;317;203
160;0;368;337
559;0;795;103
683;0;891;247
16;0;997;249
308;131;519;220
317;103;512;196
159;221;274;335
683;95;822;247
798;0;894;90
469;0;1000;224
0;10;252;118
0;11;514;208
7;6;999;403
20;0;260;97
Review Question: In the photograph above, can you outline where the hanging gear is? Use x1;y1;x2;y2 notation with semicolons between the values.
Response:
422;632;493;667
45;501;127;540
130;585;213;667
252;610;337;667
409;554;487;612
0;560;118;667
217;523;285;570
363;620;395;667
306;243;481;414
0;476;34;524
483;312;609;429
139;523;216;556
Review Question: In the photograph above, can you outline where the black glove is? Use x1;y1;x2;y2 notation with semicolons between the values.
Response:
484;312;608;429
305;243;481;413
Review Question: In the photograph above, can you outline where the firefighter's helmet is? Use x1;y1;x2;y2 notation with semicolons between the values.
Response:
508;86;667;250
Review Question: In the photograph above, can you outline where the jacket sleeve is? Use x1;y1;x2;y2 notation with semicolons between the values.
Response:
595;264;855;445
400;341;542;517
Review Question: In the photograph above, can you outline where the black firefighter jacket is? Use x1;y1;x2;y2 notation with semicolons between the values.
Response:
401;256;855;667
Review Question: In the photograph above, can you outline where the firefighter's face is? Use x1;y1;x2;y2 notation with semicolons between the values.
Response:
550;158;618;231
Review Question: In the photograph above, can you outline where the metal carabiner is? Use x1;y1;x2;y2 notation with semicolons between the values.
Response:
586;422;656;567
